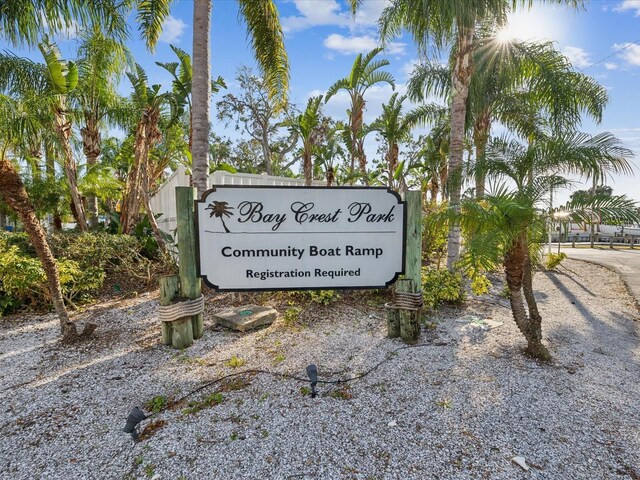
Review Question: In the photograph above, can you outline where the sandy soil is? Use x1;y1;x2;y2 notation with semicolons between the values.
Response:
0;259;638;480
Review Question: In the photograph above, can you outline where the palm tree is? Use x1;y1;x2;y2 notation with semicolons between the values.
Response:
457;130;636;359
325;47;395;184
190;0;289;197
377;0;583;269
121;64;176;250
38;37;89;231
157;44;226;154
0;0;131;340
286;96;324;186
0;95;81;340
73;28;131;228
315;128;346;187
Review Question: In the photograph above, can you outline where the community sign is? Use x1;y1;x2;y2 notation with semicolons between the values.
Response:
196;186;406;291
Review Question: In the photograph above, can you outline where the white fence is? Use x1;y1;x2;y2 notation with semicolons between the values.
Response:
149;166;324;236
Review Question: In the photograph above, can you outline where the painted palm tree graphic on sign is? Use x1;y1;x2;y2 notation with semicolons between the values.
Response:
206;201;234;233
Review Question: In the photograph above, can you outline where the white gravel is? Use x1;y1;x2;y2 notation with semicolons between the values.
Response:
1;259;639;480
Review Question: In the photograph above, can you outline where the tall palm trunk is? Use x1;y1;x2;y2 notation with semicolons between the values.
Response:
446;27;474;270
140;158;167;251
473;112;490;200
326;166;334;187
44;139;62;231
191;0;212;197
54;107;88;231
303;145;312;186
504;232;550;360
0;156;77;340
121;119;148;234
81;122;101;229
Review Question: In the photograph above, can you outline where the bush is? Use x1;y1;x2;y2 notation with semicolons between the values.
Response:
422;203;449;268
545;252;567;270
470;273;492;296
421;267;465;310
0;231;175;315
0;241;104;315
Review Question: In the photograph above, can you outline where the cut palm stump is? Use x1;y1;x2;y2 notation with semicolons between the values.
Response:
213;305;277;332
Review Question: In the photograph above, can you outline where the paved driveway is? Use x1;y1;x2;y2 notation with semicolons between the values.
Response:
560;245;640;306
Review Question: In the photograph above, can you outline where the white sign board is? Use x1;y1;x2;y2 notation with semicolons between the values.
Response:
196;186;406;291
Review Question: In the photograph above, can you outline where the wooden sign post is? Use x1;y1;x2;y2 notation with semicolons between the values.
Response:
158;187;203;349
386;191;423;343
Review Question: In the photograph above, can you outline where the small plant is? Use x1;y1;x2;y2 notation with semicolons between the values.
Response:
435;398;452;409
283;306;302;327
144;395;167;413
261;429;269;438
273;353;286;364
545;252;567;270
499;285;510;299
470;273;492;296
230;431;239;441
224;356;246;368
421;267;465;310
307;290;339;305
182;392;224;415
144;464;155;478
299;386;312;396
258;393;270;402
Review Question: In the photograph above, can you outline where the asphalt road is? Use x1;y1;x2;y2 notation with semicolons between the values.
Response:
559;245;640;306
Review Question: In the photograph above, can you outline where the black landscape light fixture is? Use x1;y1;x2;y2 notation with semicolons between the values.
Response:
123;406;147;440
306;364;318;398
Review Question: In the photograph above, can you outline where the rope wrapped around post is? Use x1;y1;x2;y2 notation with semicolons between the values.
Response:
385;290;424;312
159;295;205;323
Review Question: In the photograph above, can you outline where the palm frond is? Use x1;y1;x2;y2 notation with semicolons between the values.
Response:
238;0;289;111
136;0;171;51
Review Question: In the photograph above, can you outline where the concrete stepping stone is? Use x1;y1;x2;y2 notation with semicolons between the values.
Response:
213;305;277;332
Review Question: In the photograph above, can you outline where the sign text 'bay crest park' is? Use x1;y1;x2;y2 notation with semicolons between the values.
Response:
196;186;406;291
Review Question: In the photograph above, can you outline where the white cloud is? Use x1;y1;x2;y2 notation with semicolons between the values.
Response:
159;15;187;43
323;33;406;56
324;34;377;54
562;46;592;68
282;0;389;33
615;0;640;15
605;62;619;70
282;0;350;32
615;42;640;66
42;18;79;40
401;58;419;79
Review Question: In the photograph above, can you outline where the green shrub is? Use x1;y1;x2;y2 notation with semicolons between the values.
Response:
422;202;449;268
0;242;104;315
470;273;492;296
421;267;465;310
306;290;339;305
545;252;567;270
0;231;174;315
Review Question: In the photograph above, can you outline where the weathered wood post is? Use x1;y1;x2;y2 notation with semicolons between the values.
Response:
159;275;180;345
387;191;422;343
400;191;422;343
176;186;203;339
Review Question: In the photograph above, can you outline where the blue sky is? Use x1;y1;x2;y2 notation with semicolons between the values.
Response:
5;0;640;205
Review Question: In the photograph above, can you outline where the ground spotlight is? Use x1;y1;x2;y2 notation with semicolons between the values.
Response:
123;407;147;440
306;364;318;398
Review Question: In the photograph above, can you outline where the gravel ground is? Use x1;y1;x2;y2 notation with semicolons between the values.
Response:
0;259;639;480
